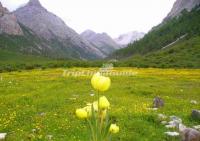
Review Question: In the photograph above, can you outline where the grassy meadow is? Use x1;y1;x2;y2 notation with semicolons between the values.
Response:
0;68;199;141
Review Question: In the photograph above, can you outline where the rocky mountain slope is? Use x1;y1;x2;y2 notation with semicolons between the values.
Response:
12;0;106;59
81;30;121;55
165;0;200;20
114;31;145;46
0;2;23;35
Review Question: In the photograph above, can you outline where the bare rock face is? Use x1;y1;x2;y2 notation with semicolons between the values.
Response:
14;0;105;59
0;2;9;16
165;0;200;19
114;31;145;46
153;97;164;108
0;2;23;35
81;30;121;56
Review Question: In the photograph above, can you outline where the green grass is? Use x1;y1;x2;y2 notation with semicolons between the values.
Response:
0;68;199;141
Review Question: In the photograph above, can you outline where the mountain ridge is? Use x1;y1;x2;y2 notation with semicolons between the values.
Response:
11;0;106;59
165;0;200;20
109;4;200;68
0;2;23;35
81;30;121;55
114;31;145;46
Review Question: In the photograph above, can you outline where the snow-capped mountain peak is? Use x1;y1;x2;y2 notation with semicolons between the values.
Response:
114;31;145;46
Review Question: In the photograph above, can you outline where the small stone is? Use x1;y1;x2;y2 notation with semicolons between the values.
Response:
191;110;200;120
90;93;95;97
161;121;168;125
165;124;176;129
32;129;36;133
153;97;164;108
0;133;7;140
39;112;46;117
190;100;198;105
168;120;181;128
170;115;182;123
165;131;180;136
46;135;53;140
158;114;167;120
147;108;158;111
193;125;200;131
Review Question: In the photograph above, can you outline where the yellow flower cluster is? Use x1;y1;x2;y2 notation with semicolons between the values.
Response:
75;72;119;139
75;96;110;119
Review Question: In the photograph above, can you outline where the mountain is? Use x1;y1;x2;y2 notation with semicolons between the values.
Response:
12;0;105;59
0;2;23;35
110;4;200;68
114;31;145;46
81;30;121;56
165;0;200;20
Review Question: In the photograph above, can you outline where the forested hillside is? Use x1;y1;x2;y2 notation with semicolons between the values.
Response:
111;6;200;59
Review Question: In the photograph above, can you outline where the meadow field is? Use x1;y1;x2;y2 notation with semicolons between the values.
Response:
0;68;199;141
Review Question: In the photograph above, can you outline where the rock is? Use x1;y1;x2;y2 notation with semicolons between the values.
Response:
0;133;7;140
170;115;182;124
179;123;187;132
191;110;200;120
165;0;200;20
39;112;46;117
193;125;200;131
90;93;95;97
0;2;23;35
46;135;53;140
161;121;168;125
0;2;9;17
168;120;180;127
190;100;198;105
165;131;180;137
180;128;200;141
147;108;158;111
158;114;167;121
153;97;164;108
32;129;36;133
165;124;176;129
165;116;182;129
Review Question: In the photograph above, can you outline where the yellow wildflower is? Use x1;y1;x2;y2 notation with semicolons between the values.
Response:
99;96;110;109
75;108;88;119
91;72;111;92
109;124;119;134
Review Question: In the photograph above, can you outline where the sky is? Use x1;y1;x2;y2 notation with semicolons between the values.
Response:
1;0;176;38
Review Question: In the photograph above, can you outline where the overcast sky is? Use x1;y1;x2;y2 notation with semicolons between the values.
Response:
1;0;176;37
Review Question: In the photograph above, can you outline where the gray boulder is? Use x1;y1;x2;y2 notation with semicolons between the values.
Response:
180;128;200;141
153;97;164;108
191;110;200;120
